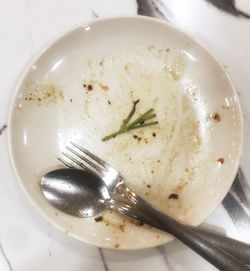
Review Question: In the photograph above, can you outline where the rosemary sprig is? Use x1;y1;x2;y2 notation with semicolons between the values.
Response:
129;121;159;130
102;100;158;141
121;99;140;128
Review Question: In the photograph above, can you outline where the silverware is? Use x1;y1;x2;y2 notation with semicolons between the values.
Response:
41;142;250;271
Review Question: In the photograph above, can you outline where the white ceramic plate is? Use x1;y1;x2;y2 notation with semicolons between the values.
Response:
9;16;243;249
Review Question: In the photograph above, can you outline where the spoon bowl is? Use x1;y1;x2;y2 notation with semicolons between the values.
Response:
41;168;109;218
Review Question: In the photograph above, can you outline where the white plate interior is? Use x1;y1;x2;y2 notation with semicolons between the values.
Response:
9;17;242;249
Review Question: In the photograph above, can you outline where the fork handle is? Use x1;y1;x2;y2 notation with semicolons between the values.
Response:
122;202;250;264
116;189;250;271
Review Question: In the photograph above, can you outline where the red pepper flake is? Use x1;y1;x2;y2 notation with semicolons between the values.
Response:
217;157;224;164
152;132;156;137
87;84;93;91
168;193;179;200
94;216;103;222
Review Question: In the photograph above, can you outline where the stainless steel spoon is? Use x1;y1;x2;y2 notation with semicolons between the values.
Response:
41;168;250;271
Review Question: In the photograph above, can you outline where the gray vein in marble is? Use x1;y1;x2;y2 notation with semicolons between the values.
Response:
0;124;7;135
157;246;173;271
25;0;30;10
91;10;99;18
232;169;250;209
205;0;250;18
98;248;109;271
223;190;250;230
28;32;34;58
137;0;171;21
0;241;13;271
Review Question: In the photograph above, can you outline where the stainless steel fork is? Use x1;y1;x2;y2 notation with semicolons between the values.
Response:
59;142;250;270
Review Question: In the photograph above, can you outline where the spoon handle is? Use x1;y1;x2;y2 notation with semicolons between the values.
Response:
113;192;250;271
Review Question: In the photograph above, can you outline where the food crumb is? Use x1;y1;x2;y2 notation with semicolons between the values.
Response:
208;113;221;122
99;58;105;66
55;212;58;216
114;243;120;249
217;158;224;164
166;48;170;52
168;193;179;200
145;192;149;196
148;45;155;50
157;160;161;163
152;132;156;137
83;84;87;88
108;100;111;105
133;135;138;139
94;216;103;222
147;184;151;188
99;83;109;91
119;224;125;232
169;68;180;81
70;99;72;102
87;84;93;91
151;170;154;174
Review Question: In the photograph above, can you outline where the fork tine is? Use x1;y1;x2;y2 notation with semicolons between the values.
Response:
62;152;89;171
62;152;102;178
58;157;74;168
70;141;108;169
66;146;104;174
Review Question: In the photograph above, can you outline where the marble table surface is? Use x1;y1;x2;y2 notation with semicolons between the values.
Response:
0;0;250;270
